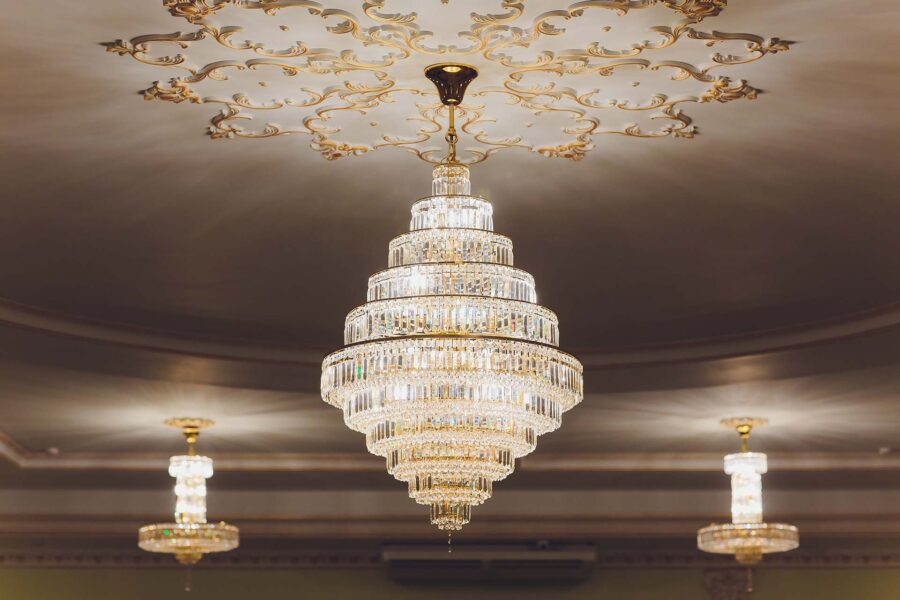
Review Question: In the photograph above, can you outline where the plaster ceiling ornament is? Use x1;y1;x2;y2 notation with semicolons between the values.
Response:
138;418;239;566
105;0;790;163
320;64;583;532
697;418;799;566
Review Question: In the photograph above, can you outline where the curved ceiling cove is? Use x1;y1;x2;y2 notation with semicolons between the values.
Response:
105;0;790;163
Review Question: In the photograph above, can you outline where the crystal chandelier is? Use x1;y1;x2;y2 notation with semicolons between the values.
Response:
697;418;799;565
138;418;239;565
321;64;584;532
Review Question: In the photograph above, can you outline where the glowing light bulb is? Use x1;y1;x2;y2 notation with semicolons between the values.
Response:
724;452;767;524
169;455;214;524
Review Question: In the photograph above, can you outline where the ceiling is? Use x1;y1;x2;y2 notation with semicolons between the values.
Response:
1;0;899;548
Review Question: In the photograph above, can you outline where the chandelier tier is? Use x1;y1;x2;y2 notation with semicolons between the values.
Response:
138;418;239;565
321;64;583;532
697;418;799;565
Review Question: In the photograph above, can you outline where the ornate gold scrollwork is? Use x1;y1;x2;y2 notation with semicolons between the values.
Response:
660;0;727;21
106;0;790;163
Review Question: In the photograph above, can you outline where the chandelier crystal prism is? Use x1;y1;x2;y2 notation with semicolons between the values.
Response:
697;418;799;565
138;418;239;565
321;64;584;532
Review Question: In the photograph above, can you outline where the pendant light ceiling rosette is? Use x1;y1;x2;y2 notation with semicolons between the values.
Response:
321;65;584;532
697;418;799;565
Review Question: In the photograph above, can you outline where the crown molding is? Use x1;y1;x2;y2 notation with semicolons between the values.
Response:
3;513;900;542
2;547;898;571
574;303;900;369
0;298;325;366
1;297;899;371
2;431;898;473
2;489;898;536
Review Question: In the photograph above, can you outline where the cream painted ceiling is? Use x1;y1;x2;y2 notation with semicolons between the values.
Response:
0;0;899;492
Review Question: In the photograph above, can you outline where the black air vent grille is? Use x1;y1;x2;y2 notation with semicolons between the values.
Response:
383;545;596;581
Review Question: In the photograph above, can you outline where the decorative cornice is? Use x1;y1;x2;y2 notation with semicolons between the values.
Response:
2;429;898;473
2;490;899;538
0;550;382;570
1;546;899;571
1;297;898;371
574;303;900;369
0;297;325;366
0;431;382;471
521;452;900;473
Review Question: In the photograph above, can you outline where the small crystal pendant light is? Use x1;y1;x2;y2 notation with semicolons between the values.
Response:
698;418;799;565
138;418;239;565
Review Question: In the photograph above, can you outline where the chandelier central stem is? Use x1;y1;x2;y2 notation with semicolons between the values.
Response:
737;423;752;453
184;427;199;456
445;104;458;164
425;63;478;167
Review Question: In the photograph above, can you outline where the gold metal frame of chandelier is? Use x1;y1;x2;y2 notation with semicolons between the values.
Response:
425;63;478;166
721;416;768;452
335;333;581;360
697;522;800;566
425;63;478;106
138;522;240;565
165;417;214;455
721;416;768;432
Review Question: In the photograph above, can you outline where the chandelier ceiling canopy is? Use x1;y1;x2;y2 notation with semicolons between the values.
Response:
106;0;790;163
138;418;239;565
697;417;800;565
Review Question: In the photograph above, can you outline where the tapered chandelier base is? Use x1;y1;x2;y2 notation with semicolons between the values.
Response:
139;522;240;565
697;522;800;565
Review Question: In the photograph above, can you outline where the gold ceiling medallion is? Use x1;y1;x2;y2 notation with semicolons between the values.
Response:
424;64;478;107
106;1;790;163
138;418;239;567
424;63;478;164
661;0;728;20
698;418;799;566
